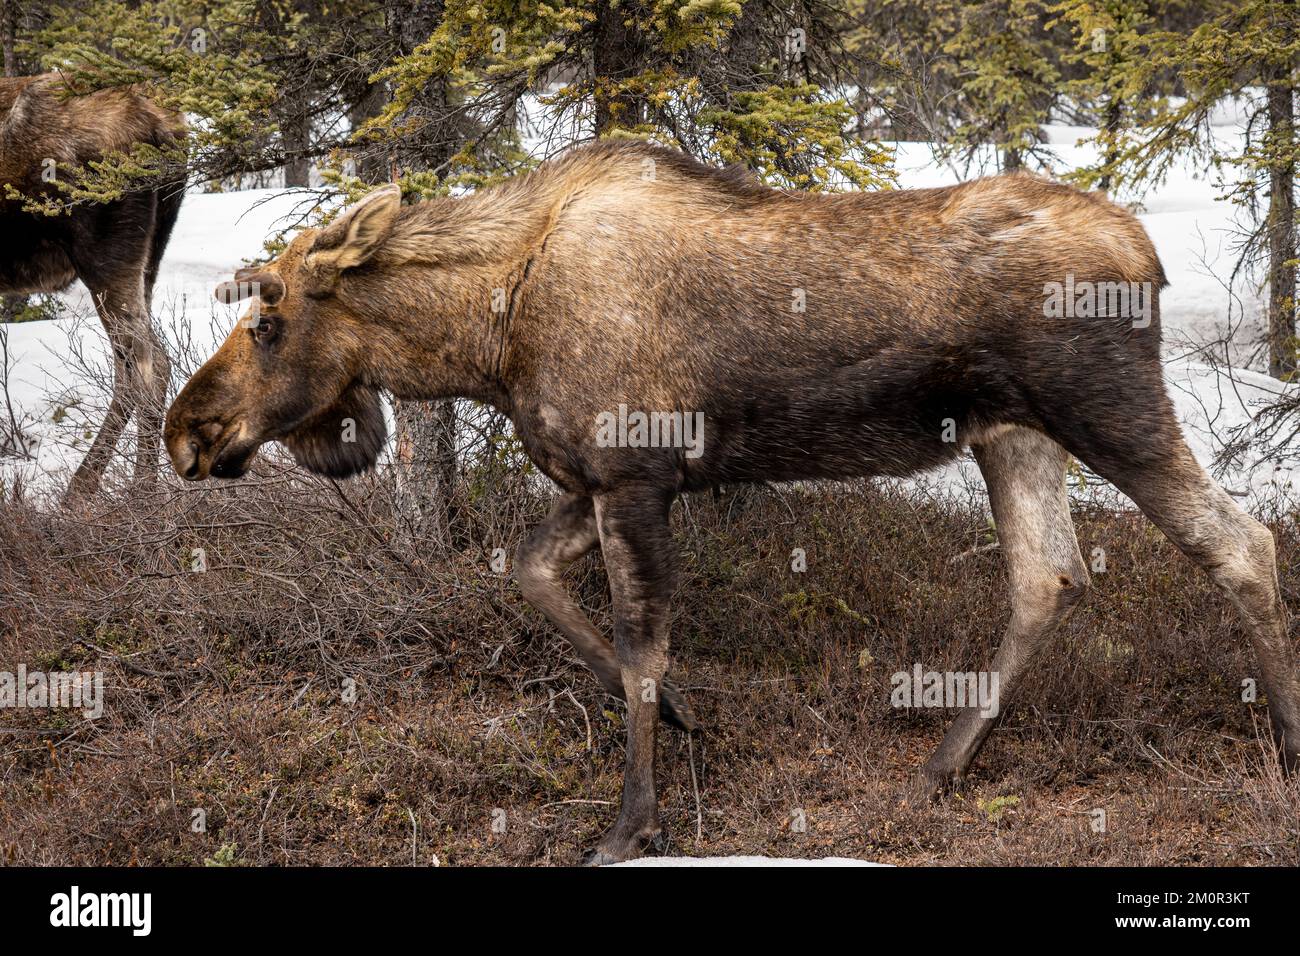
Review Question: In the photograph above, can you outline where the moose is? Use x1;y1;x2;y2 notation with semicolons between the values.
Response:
1;73;184;497
165;140;1300;864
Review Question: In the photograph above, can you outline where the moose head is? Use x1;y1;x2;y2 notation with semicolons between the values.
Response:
164;185;403;481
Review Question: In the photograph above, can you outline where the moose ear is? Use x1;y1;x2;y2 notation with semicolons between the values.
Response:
306;184;402;277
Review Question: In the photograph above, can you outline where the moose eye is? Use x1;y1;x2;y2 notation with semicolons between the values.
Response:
250;314;279;344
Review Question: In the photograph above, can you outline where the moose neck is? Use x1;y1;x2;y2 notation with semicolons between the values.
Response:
339;259;520;412
337;184;561;414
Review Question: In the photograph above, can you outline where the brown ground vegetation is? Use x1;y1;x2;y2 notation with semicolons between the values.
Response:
1;459;1296;866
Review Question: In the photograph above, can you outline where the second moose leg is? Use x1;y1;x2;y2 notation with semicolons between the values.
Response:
514;492;696;731
136;188;181;486
129;305;170;488
65;281;143;499
66;203;168;498
918;426;1090;795
1092;439;1300;768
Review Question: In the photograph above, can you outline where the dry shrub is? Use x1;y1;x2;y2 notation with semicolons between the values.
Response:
2;453;1298;865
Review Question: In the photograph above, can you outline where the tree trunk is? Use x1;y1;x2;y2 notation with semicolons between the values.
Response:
996;110;1023;171
1;0;17;77
257;1;313;187
347;79;389;185
1097;95;1122;194
1267;79;1297;379
385;0;460;534
392;396;458;543
279;102;312;187
1;0;27;323
592;1;646;135
387;0;456;170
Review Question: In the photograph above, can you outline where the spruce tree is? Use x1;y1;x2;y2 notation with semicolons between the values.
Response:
942;0;1062;171
1073;0;1300;378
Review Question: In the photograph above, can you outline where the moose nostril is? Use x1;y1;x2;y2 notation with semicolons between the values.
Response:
184;440;202;479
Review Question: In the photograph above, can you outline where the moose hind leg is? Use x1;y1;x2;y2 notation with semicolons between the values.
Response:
134;188;182;483
514;493;696;731
918;426;1089;796
130;318;170;486
67;249;154;497
1096;442;1300;768
66;333;135;500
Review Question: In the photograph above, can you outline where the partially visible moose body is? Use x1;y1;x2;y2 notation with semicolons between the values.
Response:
165;141;1300;864
1;74;184;496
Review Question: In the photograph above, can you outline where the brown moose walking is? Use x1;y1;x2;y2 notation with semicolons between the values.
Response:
165;141;1300;864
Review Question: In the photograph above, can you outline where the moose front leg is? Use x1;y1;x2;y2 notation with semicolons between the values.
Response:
515;493;697;731
582;484;678;865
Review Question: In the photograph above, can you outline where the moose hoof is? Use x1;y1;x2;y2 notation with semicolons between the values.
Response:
659;679;699;733
581;826;669;866
911;764;965;804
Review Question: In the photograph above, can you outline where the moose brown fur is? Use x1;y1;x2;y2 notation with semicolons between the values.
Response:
1;73;185;496
166;141;1300;864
